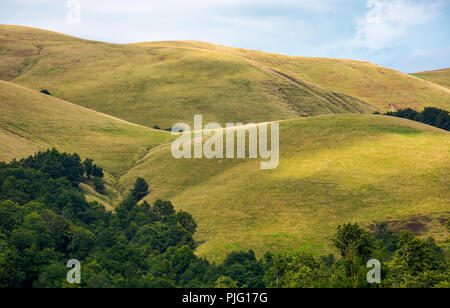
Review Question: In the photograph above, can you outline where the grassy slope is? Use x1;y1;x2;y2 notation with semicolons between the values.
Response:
0;79;449;261
137;41;450;113
0;80;173;206
413;68;450;90
120;115;450;260
2;25;450;129
1;26;449;261
0;25;375;129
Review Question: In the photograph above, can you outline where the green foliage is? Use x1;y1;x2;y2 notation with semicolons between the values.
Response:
216;250;266;288
131;178;149;201
9;148;84;185
333;223;371;258
92;165;104;178
369;222;399;254
0;151;448;288
215;276;239;288
92;177;105;194
83;158;104;179
0;152;207;288
386;107;450;131
263;223;448;288
8;149;103;186
82;159;94;179
388;232;448;288
264;250;329;288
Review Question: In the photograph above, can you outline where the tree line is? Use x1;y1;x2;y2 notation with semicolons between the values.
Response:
0;150;448;288
382;107;450;131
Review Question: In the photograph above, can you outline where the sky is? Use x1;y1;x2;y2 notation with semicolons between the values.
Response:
1;0;449;73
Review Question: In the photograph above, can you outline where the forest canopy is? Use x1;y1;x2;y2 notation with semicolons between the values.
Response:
0;150;448;288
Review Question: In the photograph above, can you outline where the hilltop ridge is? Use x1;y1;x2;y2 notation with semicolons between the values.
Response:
1;25;450;129
413;68;450;90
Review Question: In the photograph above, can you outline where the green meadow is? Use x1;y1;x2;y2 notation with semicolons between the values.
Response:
0;25;449;261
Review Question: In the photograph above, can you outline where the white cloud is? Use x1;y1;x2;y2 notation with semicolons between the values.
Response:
351;0;443;49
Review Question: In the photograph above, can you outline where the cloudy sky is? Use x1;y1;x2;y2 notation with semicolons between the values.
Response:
1;0;449;73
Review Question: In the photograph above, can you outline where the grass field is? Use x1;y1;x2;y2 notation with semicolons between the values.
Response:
2;25;450;129
1;26;449;262
413;68;450;90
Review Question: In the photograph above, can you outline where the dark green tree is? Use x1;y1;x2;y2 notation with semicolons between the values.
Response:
83;158;94;178
131;178;149;200
92;165;104;178
92;177;105;194
389;231;448;287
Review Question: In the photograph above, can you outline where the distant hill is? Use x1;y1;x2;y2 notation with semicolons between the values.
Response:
413;68;450;90
1;25;450;129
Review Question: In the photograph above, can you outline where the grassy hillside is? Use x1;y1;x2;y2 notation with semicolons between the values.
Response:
119;115;450;260
0;25;375;129
413;68;450;90
2;25;450;129
1;26;449;262
0;79;449;261
0;80;173;206
137;41;450;113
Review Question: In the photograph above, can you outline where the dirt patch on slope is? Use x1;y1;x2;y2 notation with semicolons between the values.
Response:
387;216;432;235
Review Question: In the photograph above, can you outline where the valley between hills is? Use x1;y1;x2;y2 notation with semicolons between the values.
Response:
1;25;449;261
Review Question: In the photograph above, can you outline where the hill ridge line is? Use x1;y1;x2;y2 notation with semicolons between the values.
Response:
407;73;450;94
0;80;160;130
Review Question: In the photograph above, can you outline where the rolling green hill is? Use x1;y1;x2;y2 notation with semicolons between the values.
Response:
139;41;450;113
1;26;449;262
0;25;374;129
2;25;450;129
0;80;173;208
413;68;450;90
1;80;448;261
119;115;450;260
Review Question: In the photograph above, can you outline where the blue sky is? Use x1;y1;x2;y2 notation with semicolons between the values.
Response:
1;0;449;73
